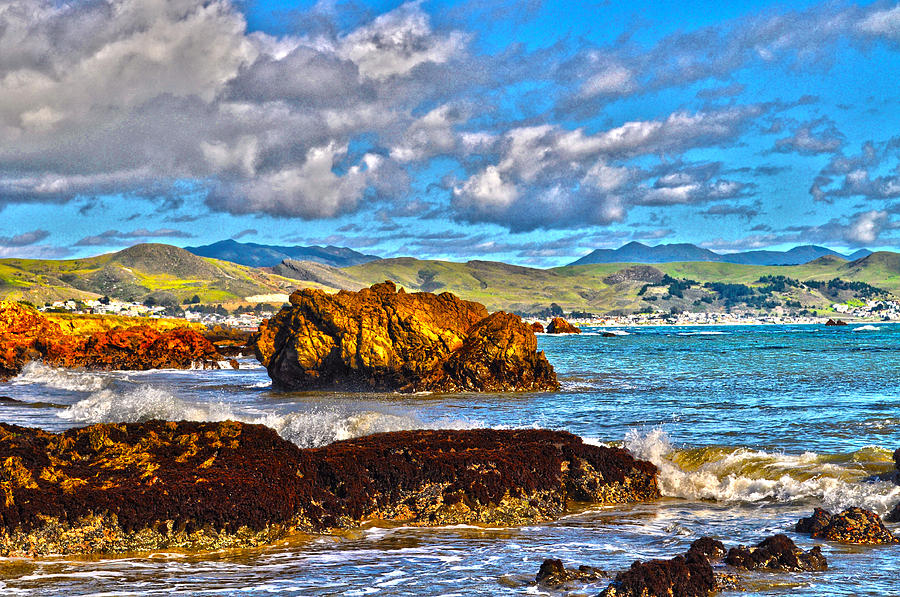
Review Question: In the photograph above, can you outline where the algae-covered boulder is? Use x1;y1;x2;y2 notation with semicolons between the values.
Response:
796;507;898;544
253;281;558;392
0;423;659;556
725;534;827;571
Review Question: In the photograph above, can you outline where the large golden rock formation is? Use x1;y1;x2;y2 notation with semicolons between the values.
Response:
0;302;220;378
253;281;558;392
0;422;659;555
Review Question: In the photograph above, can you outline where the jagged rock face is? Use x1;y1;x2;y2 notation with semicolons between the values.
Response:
0;424;659;556
797;507;898;544
546;317;581;334
0;302;220;378
253;281;558;392
410;312;558;392
725;534;827;571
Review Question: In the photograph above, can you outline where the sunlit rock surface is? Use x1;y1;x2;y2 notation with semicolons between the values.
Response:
253;281;558;392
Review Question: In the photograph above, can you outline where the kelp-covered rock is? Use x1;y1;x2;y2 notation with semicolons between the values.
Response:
0;424;658;556
796;507;898;544
599;551;715;597
546;317;581;334
0;302;220;378
725;534;827;571
252;281;558;392
535;558;605;589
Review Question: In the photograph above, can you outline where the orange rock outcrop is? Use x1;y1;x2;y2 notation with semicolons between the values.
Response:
253;281;558;392
0;302;220;378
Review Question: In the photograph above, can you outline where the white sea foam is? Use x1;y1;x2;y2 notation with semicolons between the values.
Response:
59;385;480;448
12;362;107;392
676;331;727;336
624;428;900;514
853;325;881;332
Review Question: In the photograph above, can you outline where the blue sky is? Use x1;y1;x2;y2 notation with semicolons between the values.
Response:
2;0;900;265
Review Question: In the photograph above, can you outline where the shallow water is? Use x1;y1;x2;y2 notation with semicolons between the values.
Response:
1;323;898;595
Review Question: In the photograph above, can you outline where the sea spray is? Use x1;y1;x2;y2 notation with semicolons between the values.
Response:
624;428;900;514
59;384;481;448
12;362;108;392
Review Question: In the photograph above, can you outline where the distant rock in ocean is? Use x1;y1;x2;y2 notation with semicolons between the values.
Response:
253;281;558;392
825;318;848;326
546;317;581;334
0;423;659;556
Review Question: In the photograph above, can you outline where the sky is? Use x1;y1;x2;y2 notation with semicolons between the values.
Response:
2;0;900;266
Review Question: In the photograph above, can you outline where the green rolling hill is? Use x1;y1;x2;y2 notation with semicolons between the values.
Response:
2;244;898;315
0;243;301;305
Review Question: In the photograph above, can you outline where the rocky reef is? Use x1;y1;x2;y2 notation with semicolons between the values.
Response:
252;281;558;392
796;507;898;544
725;534;827;571
0;423;659;556
546;317;581;334
588;534;825;597
0;302;220;379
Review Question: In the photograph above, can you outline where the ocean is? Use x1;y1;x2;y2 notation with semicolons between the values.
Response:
1;323;898;596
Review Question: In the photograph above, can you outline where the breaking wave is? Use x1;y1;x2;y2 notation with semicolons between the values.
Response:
12;362;108;392
58;385;480;449
624;428;900;514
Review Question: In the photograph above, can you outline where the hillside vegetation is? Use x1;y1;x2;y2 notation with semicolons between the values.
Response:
0;244;300;305
3;244;899;315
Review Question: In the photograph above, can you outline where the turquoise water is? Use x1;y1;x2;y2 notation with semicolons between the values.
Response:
1;323;898;595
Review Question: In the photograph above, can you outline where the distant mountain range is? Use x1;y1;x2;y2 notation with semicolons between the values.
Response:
570;242;872;266
184;239;379;268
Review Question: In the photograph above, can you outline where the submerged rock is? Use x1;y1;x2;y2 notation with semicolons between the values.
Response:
0;423;659;556
0;302;220;378
534;558;605;589
546;317;581;334
252;282;558;392
796;507;898;544
725;534;827;571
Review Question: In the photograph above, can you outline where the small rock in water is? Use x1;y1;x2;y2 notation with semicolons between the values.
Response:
687;537;726;562
530;321;544;333
599;551;715;597
228;358;240;370
825;318;848;326
546;317;581;334
725;534;827;571
796;507;898;544
534;558;604;588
